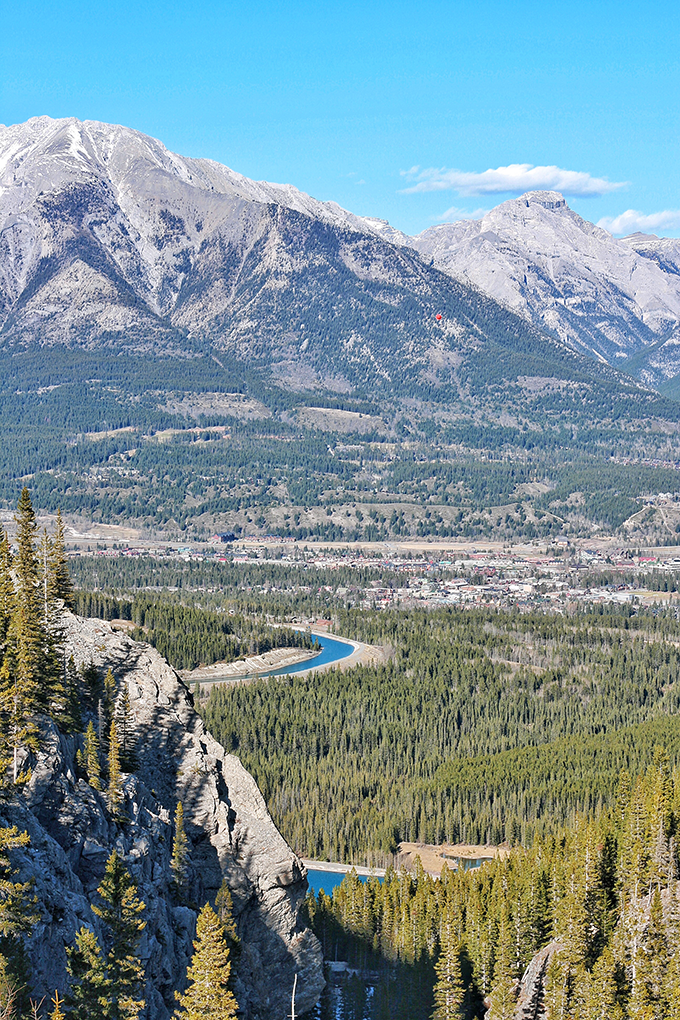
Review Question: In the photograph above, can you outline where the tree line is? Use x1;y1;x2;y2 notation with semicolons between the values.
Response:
74;590;314;672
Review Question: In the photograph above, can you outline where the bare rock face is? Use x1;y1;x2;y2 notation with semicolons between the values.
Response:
0;613;323;1019
513;941;561;1019
409;192;680;366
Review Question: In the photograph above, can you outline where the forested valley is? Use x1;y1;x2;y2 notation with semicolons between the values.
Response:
202;604;680;860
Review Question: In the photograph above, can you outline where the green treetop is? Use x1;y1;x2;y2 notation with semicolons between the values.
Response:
66;925;109;1017
107;717;123;817
431;911;465;1020
47;510;74;609
84;721;102;791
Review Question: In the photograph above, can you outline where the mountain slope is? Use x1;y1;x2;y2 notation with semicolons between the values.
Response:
408;191;680;367
0;117;640;399
1;115;680;425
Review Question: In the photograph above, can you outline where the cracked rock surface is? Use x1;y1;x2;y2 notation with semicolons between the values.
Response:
1;613;323;1019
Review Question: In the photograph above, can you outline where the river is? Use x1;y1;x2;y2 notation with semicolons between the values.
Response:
272;632;355;676
198;630;356;685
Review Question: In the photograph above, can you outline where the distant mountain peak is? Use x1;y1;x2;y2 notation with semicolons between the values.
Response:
515;190;568;209
409;190;680;369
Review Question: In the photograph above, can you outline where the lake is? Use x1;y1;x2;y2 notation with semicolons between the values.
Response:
306;868;372;896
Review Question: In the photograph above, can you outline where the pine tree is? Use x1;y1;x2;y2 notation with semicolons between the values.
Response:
49;989;65;1020
664;883;680;1020
0;826;38;939
84;721;102;791
0;534;13;661
631;888;668;1020
63;655;82;734
116;684;136;771
91;851;146;1020
215;880;239;948
543;950;571;1020
66;926;109;1017
80;661;102;714
573;949;623;1020
107;718;123;818
172;802;189;890
1;489;43;782
38;528;67;725
431;911;464;1020
174;904;238;1020
102;668;116;744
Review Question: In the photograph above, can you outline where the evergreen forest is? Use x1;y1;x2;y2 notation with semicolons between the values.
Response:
304;748;680;1019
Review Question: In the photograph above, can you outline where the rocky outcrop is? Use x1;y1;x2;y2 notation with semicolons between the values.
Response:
513;941;561;1019
483;940;561;1020
1;613;323;1019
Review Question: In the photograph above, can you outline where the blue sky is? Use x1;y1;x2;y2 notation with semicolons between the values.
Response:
2;0;679;236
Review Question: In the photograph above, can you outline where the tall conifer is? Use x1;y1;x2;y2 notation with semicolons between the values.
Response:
47;510;73;609
84;721;102;791
174;903;238;1020
431;910;465;1020
487;909;517;1020
1;490;43;781
172;802;189;890
66;926;109;1017
92;851;146;1020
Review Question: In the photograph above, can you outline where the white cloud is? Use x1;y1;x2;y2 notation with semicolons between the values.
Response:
598;208;680;235
438;205;488;221
400;163;626;198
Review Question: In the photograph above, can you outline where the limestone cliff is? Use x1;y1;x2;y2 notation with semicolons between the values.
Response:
0;613;324;1018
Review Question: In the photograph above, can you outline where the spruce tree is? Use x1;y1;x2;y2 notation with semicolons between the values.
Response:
0;826;38;937
80;661;102;714
215;880;239;953
107;718;123;818
633;888;668;1019
66;926;109;1017
38;529;67;726
116;683;136;771
0;533;13;661
63;655;82;734
431;915;465;1020
543;951;570;1020
1;489;43;782
84;721;102;791
103;668;116;745
487;909;517;1020
49;989;65;1020
91;851;146;1020
174;903;238;1020
47;511;73;609
664;883;680;1020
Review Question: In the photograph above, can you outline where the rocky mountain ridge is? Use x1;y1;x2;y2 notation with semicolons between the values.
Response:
2;612;323;1019
0;116;653;401
4;115;680;409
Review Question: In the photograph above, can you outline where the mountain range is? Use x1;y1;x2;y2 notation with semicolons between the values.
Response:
2;115;680;403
